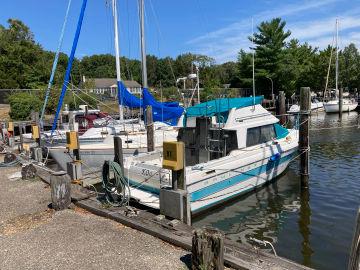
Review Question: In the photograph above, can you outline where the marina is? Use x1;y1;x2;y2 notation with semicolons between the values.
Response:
1;0;360;269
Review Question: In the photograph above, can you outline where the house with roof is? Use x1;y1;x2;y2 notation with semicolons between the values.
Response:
82;77;142;98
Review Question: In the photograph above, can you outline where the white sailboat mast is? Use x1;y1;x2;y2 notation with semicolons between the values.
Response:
335;19;339;93
112;0;124;121
252;18;256;106
139;0;148;88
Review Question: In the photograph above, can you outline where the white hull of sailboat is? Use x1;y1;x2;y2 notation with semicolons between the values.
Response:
324;100;358;113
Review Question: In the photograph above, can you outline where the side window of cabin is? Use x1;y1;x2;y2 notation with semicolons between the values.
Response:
246;124;275;147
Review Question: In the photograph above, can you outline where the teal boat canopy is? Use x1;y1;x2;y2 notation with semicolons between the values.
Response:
185;96;264;118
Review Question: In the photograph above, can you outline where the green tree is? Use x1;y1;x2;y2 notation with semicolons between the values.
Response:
8;92;42;120
250;18;291;95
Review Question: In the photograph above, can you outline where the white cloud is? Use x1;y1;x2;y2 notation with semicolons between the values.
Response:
186;0;360;63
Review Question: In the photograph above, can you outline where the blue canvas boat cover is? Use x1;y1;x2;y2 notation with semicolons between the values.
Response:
142;88;184;124
185;96;264;118
118;81;142;108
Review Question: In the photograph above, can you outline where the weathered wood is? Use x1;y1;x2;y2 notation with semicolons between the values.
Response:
113;136;124;172
146;105;154;152
21;163;37;179
278;91;286;125
299;87;311;187
4;153;16;163
19;124;24;152
192;227;224;270
339;87;343;118
348;207;360;270
68;111;75;131
50;171;71;210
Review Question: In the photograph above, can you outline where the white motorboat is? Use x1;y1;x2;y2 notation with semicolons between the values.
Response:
288;99;324;114
122;96;299;215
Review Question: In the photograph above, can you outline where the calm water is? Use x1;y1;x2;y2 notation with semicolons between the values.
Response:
193;111;360;270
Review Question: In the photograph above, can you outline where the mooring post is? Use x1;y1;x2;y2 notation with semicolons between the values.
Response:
66;131;82;182
192;227;224;270
146;105;154;152
339;87;343;118
19;123;24;152
68;111;75;131
299;87;311;187
50;171;71;210
277;91;286;125
113;136;124;172
348;207;360;270
7;121;14;147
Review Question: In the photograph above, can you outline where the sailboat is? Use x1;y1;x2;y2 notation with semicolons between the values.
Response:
324;19;358;113
46;0;182;172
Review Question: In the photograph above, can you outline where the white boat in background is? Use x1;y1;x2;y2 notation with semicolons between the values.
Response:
288;99;324;114
46;124;178;172
123;96;299;215
323;99;358;113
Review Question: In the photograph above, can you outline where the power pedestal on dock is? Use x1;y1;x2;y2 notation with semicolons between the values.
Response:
160;188;190;225
160;141;191;225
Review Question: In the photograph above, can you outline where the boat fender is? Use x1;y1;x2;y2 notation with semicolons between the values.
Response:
269;153;281;162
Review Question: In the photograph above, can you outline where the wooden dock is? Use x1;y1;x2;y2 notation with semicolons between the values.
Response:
30;161;313;270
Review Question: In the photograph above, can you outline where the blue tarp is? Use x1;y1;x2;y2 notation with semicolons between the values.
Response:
142;88;184;125
185;96;264;118
117;83;184;125
118;81;142;108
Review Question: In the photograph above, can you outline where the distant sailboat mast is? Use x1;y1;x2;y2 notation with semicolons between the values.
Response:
335;18;339;95
252;18;256;107
112;0;124;121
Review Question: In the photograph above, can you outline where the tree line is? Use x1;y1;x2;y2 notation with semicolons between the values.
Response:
1;18;360;119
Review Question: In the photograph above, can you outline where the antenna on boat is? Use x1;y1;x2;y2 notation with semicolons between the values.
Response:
252;17;256;109
112;0;124;121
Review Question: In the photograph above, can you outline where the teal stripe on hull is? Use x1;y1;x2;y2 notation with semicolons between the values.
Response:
190;151;296;202
127;151;296;212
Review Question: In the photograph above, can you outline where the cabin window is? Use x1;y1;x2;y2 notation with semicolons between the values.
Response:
246;124;275;147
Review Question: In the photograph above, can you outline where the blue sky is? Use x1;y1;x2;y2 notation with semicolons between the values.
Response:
1;0;360;63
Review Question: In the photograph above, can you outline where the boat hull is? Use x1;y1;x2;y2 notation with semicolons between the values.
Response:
48;146;154;172
125;129;299;215
324;100;358;113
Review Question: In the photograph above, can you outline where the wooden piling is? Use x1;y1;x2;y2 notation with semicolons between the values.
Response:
19;124;24;152
339;87;343;118
50;171;71;211
299;87;311;187
68;111;75;131
278;91;286;125
348;207;360;270
192;227;224;270
113;136;124;172
146;105;154;152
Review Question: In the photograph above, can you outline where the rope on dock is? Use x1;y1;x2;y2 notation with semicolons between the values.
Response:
102;160;130;207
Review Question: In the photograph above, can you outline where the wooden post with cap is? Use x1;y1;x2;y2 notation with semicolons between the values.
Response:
299;87;311;187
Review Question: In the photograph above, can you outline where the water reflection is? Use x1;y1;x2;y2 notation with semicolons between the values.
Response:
299;187;313;266
193;111;360;270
